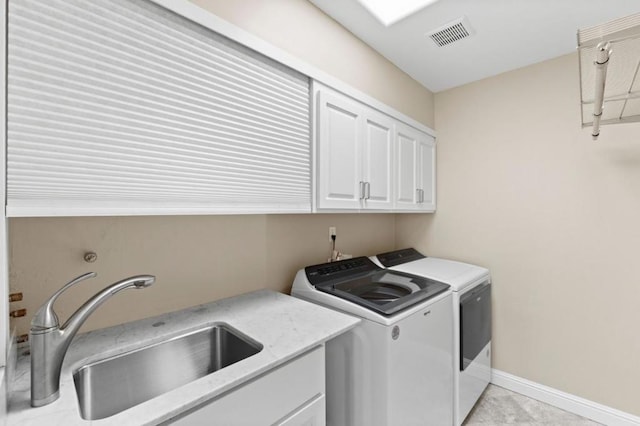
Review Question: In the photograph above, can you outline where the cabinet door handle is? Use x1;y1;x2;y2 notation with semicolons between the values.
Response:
365;182;371;200
421;189;424;203
416;188;422;203
359;181;366;200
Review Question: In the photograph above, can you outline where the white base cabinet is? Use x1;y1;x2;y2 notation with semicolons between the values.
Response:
168;346;325;426
314;83;435;213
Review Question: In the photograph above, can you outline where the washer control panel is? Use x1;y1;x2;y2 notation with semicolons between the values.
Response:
305;257;378;286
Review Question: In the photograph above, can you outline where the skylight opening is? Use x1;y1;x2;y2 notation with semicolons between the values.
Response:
356;0;442;27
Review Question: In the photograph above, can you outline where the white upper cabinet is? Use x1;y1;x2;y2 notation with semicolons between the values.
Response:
417;136;436;211
395;122;436;212
315;84;434;212
6;0;311;217
396;124;420;209
316;85;394;211
317;90;363;210
361;111;394;210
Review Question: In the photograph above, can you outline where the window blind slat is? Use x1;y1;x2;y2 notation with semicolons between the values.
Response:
7;0;311;216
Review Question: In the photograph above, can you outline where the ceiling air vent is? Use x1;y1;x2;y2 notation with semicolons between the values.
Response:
426;16;475;47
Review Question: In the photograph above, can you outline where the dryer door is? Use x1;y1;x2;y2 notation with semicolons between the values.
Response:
460;283;491;370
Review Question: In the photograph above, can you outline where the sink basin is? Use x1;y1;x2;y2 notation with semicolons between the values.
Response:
73;324;262;420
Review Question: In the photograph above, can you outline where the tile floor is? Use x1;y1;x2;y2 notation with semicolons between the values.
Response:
462;385;602;425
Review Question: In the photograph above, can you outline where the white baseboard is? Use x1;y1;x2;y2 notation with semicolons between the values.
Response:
491;369;640;426
0;367;6;426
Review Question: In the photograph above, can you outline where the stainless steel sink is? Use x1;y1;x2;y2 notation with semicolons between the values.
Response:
73;324;262;420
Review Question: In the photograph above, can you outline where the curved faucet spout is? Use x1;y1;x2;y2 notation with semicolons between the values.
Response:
61;275;155;333
30;273;155;407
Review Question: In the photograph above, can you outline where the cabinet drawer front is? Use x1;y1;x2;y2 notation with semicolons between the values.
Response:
169;346;325;425
276;394;326;426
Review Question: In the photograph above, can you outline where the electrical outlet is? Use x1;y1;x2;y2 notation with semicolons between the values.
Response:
329;226;336;240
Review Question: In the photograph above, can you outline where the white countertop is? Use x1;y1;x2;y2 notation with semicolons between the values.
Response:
7;290;359;425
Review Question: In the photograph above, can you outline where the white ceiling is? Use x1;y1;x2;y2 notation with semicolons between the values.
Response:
308;0;640;92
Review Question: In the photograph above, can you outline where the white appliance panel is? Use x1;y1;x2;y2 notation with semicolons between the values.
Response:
372;251;491;426
324;295;453;426
459;342;492;422
388;295;453;426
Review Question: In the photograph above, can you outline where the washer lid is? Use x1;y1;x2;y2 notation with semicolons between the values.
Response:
305;257;450;316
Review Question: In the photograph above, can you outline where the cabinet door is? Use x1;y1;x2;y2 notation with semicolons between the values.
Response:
361;112;394;210
317;90;363;209
395;123;420;210
395;123;436;211
417;136;436;212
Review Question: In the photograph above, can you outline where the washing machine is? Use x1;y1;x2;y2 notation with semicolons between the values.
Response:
291;256;453;426
371;248;491;426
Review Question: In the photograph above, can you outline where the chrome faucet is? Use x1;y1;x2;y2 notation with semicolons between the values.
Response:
30;272;155;407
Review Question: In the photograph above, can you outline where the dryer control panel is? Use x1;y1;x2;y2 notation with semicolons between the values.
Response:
376;248;426;267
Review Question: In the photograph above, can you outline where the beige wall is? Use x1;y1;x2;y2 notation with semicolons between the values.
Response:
7;1;432;337
9;214;395;336
397;53;640;416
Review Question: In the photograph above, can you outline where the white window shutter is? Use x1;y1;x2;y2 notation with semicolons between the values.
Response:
7;0;311;216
